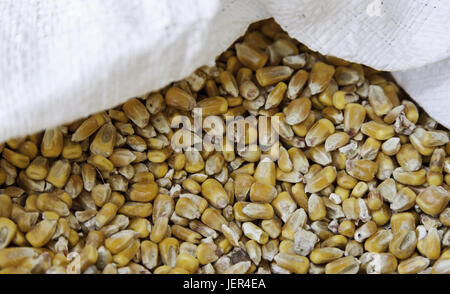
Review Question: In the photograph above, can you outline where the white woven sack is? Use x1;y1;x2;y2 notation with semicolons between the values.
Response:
1;0;449;143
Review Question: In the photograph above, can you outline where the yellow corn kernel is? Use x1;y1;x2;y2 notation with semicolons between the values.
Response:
351;182;368;198
346;159;377;181
0;217;17;249
139;240;158;270
416;185;449;216
417;227;441;260
113;239;140;267
181;178;201;195
41;128;64;158
368;85;393;116
241;203;274;220
88;154;114;172
305;118;335;147
66;244;98;273
256;66;293;87
361;121;394;140
409;128;435;156
342;197;360;220
390;213;416;236
109;109;129;122
263;81;285;109
200;178;229;209
376;152;394;180
354;221;377;243
36;193;69;217
122;98;150;128
25;219;57;248
390;187;416;212
332;91;357;110
175;253;199;274
336;170;357;190
232;202;252;222
168;153;186;171
196;242;219;265
388;229;417;259
0;247;41;269
201;208;227;232
219;71;239;98
305;166;337;193
2;148;30;169
317;79;337;106
359;137;381;160
272;191;297;223
308;194;326;221
6;138;25;149
321;235;348;249
364;229;393;253
330;151;346;170
104;230;137;255
153;265;172;274
147;147;172;164
45;159;71;188
321;107;343;125
292;112;315;137
344;103;366;136
147;163;167;179
279;240;294;254
429;148;445;173
254;160;276;186
308;62;335;95
324;132;349;152
287;69;309;100
401;100;419;124
284;97;312;125
165;87;196;111
226;55;242;75
72;113;107;142
184;149;205;173
310;247;344;264
196;96;229;116
89;123;116;157
95;203;118;229
432;256;450;274
0;169;6;186
119;202;152;218
281;209;307;240
274;252;310;274
422;130;449;148
381;137;401;156
383;84;400;106
398;256;430;274
396;144;422;172
0;195;12;218
371;204;391;226
440;207;450;226
172;225;202;244
176;195;207;220
338;220;355;238
392;168;426;186
62;138;83;159
127;182;158;202
325;256;359;274
291;183;308;212
239;80;260;101
235;43;268;70
242;222;268;245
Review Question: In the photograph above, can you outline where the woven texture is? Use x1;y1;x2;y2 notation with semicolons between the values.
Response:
1;0;449;142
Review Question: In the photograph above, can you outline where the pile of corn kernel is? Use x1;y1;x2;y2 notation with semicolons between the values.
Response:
0;19;449;274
